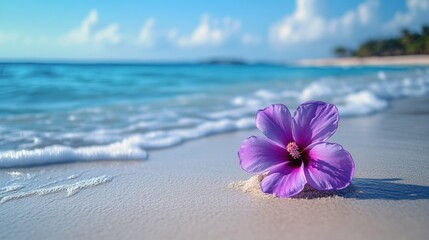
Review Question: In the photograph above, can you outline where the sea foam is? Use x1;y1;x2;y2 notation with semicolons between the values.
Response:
0;65;429;168
0;118;254;167
0;144;147;168
0;175;112;203
338;90;389;116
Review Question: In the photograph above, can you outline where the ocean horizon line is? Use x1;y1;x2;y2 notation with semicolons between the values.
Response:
2;55;428;67
0;58;292;66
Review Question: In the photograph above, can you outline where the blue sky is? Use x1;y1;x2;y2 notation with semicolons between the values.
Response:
0;0;428;61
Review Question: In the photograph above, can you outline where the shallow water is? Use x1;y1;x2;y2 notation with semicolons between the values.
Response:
1;63;429;167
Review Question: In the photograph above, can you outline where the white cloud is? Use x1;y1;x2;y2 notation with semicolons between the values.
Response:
63;10;121;45
23;36;49;46
241;33;261;46
269;0;379;46
138;18;156;47
94;24;121;44
169;15;241;47
0;32;18;44
166;29;179;41
65;10;98;44
385;0;429;30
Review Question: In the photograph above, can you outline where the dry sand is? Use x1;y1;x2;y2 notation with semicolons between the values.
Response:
1;97;429;240
296;55;429;67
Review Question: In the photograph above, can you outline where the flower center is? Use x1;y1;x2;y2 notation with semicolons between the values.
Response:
286;142;301;159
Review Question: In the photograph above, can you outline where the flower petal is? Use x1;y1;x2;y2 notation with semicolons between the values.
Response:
304;142;355;190
256;104;293;147
293;101;339;147
238;136;288;174
260;162;307;197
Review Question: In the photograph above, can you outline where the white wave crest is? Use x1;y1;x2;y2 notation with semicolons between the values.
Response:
337;90;388;116
0;144;147;168
0;118;254;168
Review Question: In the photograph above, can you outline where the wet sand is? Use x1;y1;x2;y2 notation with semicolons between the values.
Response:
1;97;429;240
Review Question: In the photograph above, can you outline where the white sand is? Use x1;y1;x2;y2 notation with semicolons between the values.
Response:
1;97;429;240
296;55;429;66
229;174;355;200
229;174;273;199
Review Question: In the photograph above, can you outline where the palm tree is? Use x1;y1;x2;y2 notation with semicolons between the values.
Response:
333;46;349;58
421;26;429;54
337;26;429;57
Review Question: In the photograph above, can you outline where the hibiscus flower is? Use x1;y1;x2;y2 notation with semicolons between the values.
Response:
238;101;355;197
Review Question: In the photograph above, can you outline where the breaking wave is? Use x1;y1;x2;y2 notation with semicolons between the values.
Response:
1;64;429;167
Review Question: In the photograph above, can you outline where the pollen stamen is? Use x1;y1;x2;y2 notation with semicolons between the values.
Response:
286;142;301;159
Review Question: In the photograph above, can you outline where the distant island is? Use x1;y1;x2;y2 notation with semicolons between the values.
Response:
201;58;248;65
333;25;429;58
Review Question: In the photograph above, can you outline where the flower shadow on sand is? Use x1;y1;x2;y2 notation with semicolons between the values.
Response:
295;178;429;200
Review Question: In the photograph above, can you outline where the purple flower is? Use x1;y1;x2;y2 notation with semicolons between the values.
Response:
238;101;355;198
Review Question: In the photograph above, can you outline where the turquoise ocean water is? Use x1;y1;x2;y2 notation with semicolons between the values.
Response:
0;63;428;167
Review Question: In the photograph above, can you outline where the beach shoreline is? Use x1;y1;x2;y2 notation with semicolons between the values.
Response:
1;96;429;240
296;55;429;67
